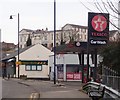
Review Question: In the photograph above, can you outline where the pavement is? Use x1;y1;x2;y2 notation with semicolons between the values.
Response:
4;78;90;99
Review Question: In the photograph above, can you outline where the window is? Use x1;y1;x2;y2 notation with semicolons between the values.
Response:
26;65;31;71
20;45;22;48
84;35;87;40
56;43;59;46
44;35;47;40
37;65;42;71
51;43;53;48
31;65;37;70
80;34;82;39
51;34;53;40
25;65;42;71
24;44;26;48
56;34;59;40
20;37;22;42
64;32;66;38
24;37;26;42
77;34;80;40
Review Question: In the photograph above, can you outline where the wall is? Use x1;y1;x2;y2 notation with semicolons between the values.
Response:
20;65;49;78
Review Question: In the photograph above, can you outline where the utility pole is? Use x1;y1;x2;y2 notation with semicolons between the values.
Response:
53;0;56;84
17;13;20;78
10;13;20;78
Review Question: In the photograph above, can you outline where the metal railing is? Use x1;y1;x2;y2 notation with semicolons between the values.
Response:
101;66;120;92
102;75;120;92
82;81;120;99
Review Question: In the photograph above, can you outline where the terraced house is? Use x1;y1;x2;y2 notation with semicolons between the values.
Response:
19;24;88;50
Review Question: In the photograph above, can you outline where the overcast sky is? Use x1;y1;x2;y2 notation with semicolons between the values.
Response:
0;0;118;44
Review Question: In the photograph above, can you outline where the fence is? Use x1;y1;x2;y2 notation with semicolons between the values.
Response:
102;66;120;92
102;75;120;92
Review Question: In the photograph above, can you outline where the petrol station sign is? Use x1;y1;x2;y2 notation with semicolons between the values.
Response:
88;12;109;45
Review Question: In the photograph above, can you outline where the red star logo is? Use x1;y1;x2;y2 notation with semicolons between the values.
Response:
92;15;107;32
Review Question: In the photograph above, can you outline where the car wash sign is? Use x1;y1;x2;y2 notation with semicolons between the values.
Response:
88;12;109;45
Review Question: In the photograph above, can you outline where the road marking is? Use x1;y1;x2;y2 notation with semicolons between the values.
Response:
29;93;40;100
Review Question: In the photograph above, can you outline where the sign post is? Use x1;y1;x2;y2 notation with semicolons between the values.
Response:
88;12;109;45
88;12;109;82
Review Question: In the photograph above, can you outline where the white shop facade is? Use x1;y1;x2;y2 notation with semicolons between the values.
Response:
49;53;99;81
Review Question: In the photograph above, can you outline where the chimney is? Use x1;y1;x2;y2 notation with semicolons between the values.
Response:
46;28;48;31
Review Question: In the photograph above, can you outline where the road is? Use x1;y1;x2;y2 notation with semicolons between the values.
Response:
2;78;90;99
2;79;34;98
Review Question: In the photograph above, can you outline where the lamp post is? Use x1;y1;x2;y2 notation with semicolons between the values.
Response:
10;13;20;78
53;0;56;84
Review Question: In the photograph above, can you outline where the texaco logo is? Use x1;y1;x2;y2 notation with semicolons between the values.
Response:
91;14;107;32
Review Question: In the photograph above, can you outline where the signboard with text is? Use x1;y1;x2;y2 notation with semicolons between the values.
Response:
66;73;82;80
19;60;48;65
88;12;109;45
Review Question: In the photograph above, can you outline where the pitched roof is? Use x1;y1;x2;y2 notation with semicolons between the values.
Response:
20;29;34;33
63;23;88;29
2;45;34;61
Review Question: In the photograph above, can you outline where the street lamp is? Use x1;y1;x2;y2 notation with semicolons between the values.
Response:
53;0;56;84
10;13;20;78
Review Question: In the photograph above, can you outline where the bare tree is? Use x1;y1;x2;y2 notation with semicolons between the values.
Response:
80;0;120;30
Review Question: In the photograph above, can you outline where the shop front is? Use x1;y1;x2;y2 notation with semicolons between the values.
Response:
66;64;82;81
49;53;97;82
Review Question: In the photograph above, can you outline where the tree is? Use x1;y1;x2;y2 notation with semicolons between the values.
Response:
100;40;120;75
81;0;120;30
26;34;32;47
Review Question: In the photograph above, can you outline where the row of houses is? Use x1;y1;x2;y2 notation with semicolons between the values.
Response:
19;23;120;50
19;24;90;50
